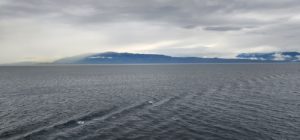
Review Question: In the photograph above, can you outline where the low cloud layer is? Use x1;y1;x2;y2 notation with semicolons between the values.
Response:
1;0;300;63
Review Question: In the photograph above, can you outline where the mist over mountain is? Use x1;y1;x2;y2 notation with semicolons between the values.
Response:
237;52;300;62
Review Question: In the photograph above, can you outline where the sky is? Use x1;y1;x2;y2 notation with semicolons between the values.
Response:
1;0;300;63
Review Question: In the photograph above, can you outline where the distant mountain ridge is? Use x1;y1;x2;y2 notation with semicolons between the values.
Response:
237;52;300;61
3;52;299;65
54;52;272;64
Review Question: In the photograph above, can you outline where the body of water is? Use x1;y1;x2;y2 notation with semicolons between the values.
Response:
0;64;300;140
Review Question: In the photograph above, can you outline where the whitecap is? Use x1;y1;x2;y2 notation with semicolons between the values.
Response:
77;121;85;125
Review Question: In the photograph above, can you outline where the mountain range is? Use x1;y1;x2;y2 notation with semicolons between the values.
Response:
4;51;299;65
53;52;299;64
54;52;254;64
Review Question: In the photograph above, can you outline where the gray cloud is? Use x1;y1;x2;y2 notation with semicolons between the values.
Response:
204;26;243;31
1;0;300;63
2;0;300;27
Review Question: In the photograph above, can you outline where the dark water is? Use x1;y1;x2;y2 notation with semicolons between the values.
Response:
0;64;300;140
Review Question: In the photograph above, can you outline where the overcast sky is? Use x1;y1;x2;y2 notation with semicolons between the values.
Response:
1;0;300;63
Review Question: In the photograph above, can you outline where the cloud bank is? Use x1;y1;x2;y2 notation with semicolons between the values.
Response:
1;0;300;63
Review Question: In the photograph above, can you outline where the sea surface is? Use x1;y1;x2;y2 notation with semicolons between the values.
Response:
0;64;300;140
